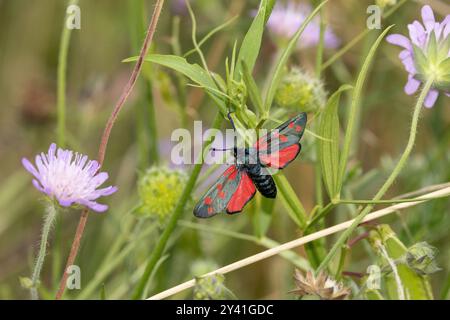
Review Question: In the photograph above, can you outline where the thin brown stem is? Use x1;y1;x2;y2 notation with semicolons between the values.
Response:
55;209;88;299
55;0;165;300
97;0;164;165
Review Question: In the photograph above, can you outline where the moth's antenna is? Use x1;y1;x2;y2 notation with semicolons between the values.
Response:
227;112;236;130
211;147;232;152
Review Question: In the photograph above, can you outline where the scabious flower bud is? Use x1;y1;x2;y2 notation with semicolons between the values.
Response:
405;242;441;275
193;274;231;300
275;68;326;113
137;166;189;223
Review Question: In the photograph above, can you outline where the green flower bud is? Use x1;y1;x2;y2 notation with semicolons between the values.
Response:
229;78;247;108
136;166;189;223
193;274;233;300
275;68;326;113
405;242;441;276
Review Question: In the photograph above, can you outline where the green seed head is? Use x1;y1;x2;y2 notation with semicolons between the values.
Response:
275;68;326;113
137;166;189;223
193;274;228;300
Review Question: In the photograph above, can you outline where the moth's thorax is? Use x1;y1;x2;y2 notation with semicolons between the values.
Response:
234;147;260;166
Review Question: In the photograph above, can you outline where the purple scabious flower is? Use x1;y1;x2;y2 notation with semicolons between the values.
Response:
266;1;340;49
386;5;450;108
22;143;117;212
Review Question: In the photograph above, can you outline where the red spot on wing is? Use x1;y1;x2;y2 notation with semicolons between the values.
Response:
295;125;302;132
226;173;256;213
279;134;288;143
204;197;212;205
218;191;225;199
259;144;300;169
255;137;268;150
208;207;214;215
217;183;223;190
288;122;295;129
224;166;238;180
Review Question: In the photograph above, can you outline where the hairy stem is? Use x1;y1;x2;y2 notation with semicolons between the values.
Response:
316;78;434;273
31;203;57;300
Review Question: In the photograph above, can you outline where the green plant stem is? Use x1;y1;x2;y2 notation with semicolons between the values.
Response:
338;26;393;189
314;9;325;207
132;113;223;299
186;1;209;73
316;78;434;274
57;0;78;147
315;7;325;77
31;203;58;300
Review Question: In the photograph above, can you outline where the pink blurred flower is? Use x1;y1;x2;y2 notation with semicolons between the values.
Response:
266;1;340;49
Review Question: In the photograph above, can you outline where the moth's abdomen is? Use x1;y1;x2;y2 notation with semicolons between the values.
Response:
245;164;277;199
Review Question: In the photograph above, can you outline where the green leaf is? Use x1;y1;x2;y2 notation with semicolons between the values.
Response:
235;0;267;78
100;284;106;300
264;1;328;113
365;289;385;300
242;62;264;115
369;225;434;300
263;0;276;24
319;85;352;200
124;54;227;114
131;54;216;89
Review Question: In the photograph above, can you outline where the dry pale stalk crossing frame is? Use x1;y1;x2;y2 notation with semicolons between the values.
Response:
147;185;450;300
